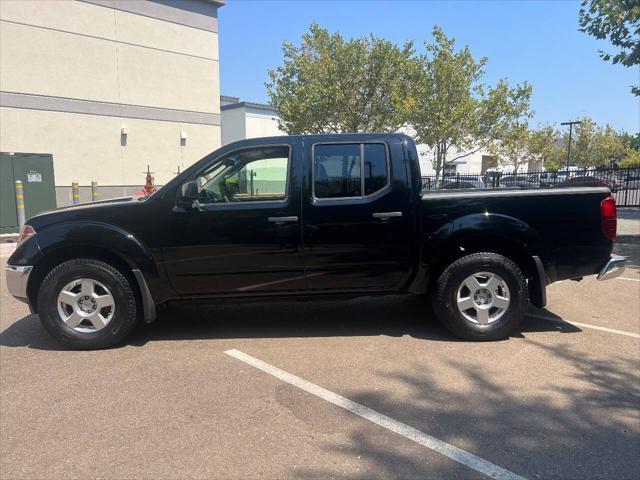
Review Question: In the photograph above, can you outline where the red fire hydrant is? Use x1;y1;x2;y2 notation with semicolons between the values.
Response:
136;165;156;197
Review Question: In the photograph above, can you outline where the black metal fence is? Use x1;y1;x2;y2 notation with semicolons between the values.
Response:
421;167;640;207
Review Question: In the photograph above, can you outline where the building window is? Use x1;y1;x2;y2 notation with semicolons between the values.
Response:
443;163;457;175
313;143;389;199
197;146;289;203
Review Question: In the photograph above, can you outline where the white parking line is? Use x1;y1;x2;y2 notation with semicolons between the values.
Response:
225;348;526;480
527;313;640;339
617;277;640;282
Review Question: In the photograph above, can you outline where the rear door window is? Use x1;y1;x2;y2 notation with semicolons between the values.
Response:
313;142;389;200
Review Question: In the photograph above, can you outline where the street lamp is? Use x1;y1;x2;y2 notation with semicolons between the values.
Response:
561;120;582;172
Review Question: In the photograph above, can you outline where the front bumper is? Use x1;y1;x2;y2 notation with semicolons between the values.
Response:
596;254;626;281
5;265;33;301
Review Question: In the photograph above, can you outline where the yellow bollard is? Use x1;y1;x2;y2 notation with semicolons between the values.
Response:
72;181;80;205
15;180;26;228
91;181;99;202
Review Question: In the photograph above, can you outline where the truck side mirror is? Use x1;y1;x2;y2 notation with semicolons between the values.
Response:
178;180;199;202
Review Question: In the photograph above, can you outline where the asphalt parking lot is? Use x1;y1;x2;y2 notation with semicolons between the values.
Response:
1;218;638;480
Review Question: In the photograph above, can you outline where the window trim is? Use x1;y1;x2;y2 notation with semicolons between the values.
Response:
193;143;292;207
311;141;391;203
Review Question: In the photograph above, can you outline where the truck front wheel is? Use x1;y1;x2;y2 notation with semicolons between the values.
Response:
432;252;527;341
37;259;138;349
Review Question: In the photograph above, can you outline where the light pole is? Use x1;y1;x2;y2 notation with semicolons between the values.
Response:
561;120;582;172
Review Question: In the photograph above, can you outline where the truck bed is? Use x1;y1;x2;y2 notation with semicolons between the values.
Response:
420;186;613;283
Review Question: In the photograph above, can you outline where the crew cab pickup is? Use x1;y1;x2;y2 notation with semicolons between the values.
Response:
6;134;625;349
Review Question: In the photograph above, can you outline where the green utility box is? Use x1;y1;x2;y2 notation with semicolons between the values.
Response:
1;153;56;234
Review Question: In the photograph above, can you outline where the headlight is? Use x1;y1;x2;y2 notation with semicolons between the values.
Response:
18;224;36;246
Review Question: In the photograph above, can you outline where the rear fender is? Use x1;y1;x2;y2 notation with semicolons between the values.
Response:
421;213;547;306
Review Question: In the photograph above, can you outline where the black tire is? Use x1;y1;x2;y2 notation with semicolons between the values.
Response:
431;252;527;341
37;259;138;349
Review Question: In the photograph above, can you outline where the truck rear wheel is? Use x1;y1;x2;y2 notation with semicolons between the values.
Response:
431;252;526;341
37;259;138;349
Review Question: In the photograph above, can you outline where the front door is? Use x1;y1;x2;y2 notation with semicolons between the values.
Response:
163;142;304;295
302;140;413;291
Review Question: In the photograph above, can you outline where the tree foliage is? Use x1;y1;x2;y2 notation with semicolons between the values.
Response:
530;125;564;171
489;117;636;172
266;24;417;134
579;0;640;95
562;117;637;168
565;117;633;167
409;27;532;182
618;148;640;167
266;23;634;176
489;123;561;173
267;24;532;182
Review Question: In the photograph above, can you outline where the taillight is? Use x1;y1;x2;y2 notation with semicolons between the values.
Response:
601;196;616;241
18;224;36;246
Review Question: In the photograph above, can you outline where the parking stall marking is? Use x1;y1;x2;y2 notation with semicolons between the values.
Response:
616;277;640;282
225;348;527;480
527;313;640;339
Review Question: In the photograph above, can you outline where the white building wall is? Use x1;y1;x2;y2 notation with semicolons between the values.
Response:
221;106;247;145
415;144;489;176
244;109;285;139
221;103;285;145
0;0;222;187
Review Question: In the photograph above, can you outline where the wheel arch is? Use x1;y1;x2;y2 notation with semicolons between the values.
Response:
422;217;547;308
26;222;158;320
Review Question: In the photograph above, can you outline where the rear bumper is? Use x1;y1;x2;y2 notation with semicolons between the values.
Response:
596;254;626;281
5;264;32;302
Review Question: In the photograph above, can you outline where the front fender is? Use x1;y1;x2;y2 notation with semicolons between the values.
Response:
33;221;158;275
9;222;166;321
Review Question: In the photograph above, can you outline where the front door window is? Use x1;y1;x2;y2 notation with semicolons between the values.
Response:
197;146;290;204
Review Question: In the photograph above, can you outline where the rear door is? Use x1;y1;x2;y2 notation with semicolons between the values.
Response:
302;138;413;291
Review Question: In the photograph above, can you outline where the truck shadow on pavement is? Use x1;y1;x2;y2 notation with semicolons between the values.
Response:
614;234;640;269
294;340;640;480
0;295;580;350
615;207;640;268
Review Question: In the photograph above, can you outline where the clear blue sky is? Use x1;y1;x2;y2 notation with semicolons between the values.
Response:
218;0;639;133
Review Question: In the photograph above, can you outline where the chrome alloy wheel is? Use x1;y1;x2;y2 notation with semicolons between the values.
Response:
56;278;115;333
456;272;510;325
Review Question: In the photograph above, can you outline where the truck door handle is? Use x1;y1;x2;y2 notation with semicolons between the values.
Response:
268;216;299;224
372;212;403;220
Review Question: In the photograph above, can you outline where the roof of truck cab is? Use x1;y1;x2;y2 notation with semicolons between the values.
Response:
223;133;413;148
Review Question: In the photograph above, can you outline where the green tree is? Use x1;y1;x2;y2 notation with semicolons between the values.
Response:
567;117;598;167
618;148;640;167
619;131;640;150
489;122;532;174
593;124;630;165
266;24;418;134
530;125;563;170
410;27;532;183
566;117;630;167
579;0;640;95
489;124;561;174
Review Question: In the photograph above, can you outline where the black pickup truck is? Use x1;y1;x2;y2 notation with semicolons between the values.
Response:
6;133;625;349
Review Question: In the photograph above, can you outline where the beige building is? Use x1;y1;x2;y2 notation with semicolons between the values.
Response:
221;96;285;145
0;0;224;203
